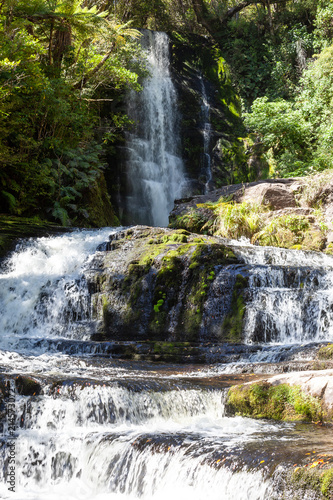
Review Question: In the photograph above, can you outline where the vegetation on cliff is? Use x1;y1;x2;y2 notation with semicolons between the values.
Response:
2;1;333;225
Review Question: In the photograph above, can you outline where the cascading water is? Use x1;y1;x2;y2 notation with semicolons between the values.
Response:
1;231;333;499
125;31;186;227
0;229;333;500
229;241;333;345
0;230;276;499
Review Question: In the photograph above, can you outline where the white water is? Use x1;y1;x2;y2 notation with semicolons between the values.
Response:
0;228;118;351
226;241;333;344
125;31;185;227
0;231;285;499
1;231;333;498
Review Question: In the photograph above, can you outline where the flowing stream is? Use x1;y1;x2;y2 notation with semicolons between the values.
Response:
125;31;185;227
1;230;333;499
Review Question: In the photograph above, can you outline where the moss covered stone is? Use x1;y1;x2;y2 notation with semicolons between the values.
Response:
221;274;248;342
91;226;241;342
290;467;333;500
226;381;323;422
169;32;249;190
81;173;120;227
318;344;333;360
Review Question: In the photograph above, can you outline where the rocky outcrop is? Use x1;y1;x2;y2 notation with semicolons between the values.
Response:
170;33;248;192
237;182;297;209
269;370;333;418
226;369;333;423
169;173;333;253
0;216;68;260
170;178;300;221
85;226;246;343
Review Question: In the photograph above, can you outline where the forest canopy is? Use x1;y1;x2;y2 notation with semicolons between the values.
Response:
1;0;333;223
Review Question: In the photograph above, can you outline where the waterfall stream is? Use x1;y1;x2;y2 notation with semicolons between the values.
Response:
125;31;185;227
1;230;333;499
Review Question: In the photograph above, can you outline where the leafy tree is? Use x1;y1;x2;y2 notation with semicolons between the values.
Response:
0;0;144;224
244;97;313;176
244;43;333;177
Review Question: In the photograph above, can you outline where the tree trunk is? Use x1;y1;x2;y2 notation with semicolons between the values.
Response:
191;0;281;41
49;19;54;66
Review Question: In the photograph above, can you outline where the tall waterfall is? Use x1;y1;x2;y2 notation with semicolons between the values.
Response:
125;31;185;227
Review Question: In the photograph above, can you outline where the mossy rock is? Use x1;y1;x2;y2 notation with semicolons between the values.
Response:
0;215;68;259
317;344;333;360
96;226;241;343
220;274;248;342
289;467;333;500
226;381;323;422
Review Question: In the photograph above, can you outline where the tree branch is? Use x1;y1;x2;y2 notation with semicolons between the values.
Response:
73;43;115;90
191;0;282;39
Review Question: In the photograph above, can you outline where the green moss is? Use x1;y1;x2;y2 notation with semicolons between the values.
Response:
291;467;333;499
325;243;333;255
169;207;216;234
81;173;120;227
221;274;248;342
227;382;323;422
149;255;183;335
317;344;333;360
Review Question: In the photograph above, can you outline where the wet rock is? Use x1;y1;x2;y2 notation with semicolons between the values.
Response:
85;226;243;343
228;369;333;422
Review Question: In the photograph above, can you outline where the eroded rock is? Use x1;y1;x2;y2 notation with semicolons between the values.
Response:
85;226;245;343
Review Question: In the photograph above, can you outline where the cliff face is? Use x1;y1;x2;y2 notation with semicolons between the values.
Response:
169;33;249;192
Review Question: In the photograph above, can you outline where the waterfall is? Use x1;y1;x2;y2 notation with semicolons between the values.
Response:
200;76;212;193
0;231;333;499
125;31;185;227
229;242;333;345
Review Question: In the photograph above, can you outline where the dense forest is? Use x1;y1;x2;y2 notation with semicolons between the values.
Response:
1;0;333;226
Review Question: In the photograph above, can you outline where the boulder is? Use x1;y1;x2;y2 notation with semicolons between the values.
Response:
268;369;333;416
238;183;297;209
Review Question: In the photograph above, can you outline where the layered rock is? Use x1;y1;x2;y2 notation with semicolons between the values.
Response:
169;174;333;253
85;226;249;343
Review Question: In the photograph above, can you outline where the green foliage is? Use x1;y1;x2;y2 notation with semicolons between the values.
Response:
215;201;265;240
252;214;326;251
0;0;145;224
245;43;333;178
244;97;313;177
292;467;333;499
317;343;333;360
